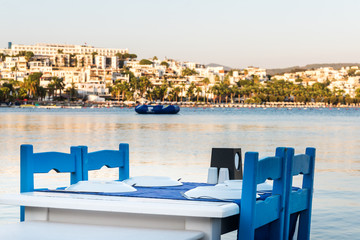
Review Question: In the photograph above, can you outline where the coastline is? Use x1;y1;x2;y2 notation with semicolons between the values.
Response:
1;101;359;109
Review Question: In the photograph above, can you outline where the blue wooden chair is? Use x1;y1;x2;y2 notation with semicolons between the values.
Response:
80;143;129;181
238;147;287;240
284;147;316;240
20;144;82;221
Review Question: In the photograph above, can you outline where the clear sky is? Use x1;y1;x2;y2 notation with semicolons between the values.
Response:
1;0;360;69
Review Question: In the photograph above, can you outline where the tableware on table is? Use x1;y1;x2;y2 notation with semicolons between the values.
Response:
183;184;260;200
207;167;218;184
223;179;272;191
65;180;137;193
123;176;183;187
218;168;230;184
224;180;243;189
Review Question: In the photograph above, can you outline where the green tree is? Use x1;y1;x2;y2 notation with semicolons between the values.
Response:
22;72;42;98
91;52;98;64
51;77;65;99
138;76;152;99
47;82;56;100
129;54;137;59
139;59;153;65
160;61;169;68
186;82;196;101
25;51;34;62
195;87;202;103
0;87;10;101
37;86;46;101
180;83;186;102
0;53;6;61
66;82;78;101
211;85;220;103
173;86;181;102
201;78;210;103
181;68;197;76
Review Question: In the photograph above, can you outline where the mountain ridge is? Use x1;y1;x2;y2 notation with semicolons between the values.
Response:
207;63;360;75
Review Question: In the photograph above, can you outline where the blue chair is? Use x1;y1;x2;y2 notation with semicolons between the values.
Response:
80;143;129;181
284;147;316;240
20;144;82;221
238;147;287;240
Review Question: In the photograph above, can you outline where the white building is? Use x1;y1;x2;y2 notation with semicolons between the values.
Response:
1;42;128;57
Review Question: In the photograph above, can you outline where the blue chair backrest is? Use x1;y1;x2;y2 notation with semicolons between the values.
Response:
284;147;316;240
20;144;82;221
238;147;287;240
80;143;129;181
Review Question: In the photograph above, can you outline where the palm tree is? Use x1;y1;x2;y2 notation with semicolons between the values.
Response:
195;87;202;103
66;82;78;100
160;79;169;102
37;86;46;101
51;77;65;99
173;86;181;102
47;83;56;100
22;73;42;99
211;85;219;103
0;87;10;101
230;85;238;103
201;77;210;103
186;82;196;102
111;83;122;100
138;77;152;99
180;83;186;102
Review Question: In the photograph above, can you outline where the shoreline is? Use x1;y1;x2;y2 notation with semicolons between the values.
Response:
1;101;359;109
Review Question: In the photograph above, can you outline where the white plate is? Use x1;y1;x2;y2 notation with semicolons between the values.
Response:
223;180;272;191
65;181;137;193
224;180;243;189
123;176;183;187
184;185;245;200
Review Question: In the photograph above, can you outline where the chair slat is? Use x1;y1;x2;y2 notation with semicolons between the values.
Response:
81;143;129;181
256;156;282;184
87;150;124;170
255;195;281;229
291;154;310;175
289;189;310;214
33;152;76;173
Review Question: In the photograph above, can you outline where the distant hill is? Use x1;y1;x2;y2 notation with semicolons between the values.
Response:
267;63;360;75
206;63;232;71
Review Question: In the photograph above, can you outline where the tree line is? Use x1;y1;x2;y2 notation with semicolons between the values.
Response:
1;72;360;105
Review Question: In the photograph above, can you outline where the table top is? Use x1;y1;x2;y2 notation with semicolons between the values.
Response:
0;191;239;218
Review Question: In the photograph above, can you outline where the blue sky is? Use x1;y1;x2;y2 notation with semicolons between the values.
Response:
1;0;360;68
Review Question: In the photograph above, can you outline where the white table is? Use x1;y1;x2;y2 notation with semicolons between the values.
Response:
0;192;239;240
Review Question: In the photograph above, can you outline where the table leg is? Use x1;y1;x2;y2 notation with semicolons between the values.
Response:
25;207;49;221
185;217;221;240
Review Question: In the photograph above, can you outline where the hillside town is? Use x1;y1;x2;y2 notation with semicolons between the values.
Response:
1;42;360;106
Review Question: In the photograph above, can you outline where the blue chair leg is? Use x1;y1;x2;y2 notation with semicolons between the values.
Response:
20;206;25;222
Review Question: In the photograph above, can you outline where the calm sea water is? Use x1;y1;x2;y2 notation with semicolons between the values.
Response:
0;107;359;239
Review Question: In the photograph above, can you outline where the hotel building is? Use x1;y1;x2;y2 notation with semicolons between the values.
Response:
1;42;128;57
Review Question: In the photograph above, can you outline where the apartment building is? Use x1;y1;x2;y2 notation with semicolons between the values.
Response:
1;57;27;72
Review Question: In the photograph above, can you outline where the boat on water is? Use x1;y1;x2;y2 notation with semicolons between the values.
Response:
135;104;180;114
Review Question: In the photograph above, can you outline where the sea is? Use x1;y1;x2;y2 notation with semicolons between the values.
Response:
0;107;359;239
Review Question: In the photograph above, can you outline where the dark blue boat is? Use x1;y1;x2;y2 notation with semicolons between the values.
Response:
135;104;180;114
